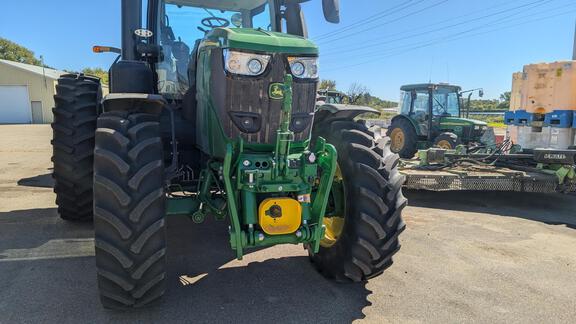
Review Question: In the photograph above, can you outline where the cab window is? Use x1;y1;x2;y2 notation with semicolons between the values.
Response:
155;0;272;99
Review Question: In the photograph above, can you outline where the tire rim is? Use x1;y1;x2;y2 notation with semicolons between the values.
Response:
321;163;346;248
436;140;453;149
390;128;405;152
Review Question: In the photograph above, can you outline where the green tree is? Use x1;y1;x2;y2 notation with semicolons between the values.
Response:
498;91;511;109
499;91;511;102
0;38;42;66
318;79;337;90
82;67;109;85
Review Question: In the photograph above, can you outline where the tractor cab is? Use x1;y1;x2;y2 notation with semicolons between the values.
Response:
152;0;307;99
399;83;463;135
316;89;348;105
387;83;488;158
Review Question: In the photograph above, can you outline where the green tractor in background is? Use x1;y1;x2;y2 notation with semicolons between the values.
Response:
316;89;348;105
387;83;488;158
51;0;406;309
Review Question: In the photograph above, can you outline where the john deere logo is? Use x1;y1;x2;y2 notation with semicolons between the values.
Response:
269;83;284;100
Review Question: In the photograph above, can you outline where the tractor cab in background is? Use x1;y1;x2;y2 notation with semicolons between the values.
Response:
316;89;348;105
387;83;488;158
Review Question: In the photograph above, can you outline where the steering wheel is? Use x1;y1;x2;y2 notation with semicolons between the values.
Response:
201;17;230;29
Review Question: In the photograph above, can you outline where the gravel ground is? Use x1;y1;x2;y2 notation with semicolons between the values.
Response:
0;125;575;324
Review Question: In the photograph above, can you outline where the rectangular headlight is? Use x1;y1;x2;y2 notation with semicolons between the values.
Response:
288;57;319;79
224;50;271;76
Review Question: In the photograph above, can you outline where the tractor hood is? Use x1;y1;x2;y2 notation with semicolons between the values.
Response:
209;28;318;55
442;116;488;127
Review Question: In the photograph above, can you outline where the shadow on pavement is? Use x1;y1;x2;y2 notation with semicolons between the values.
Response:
17;173;54;188
0;208;371;323
405;190;576;230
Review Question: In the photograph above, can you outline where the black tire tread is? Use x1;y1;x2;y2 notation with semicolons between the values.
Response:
433;132;461;149
386;118;418;158
51;74;100;221
311;118;407;282
94;112;166;309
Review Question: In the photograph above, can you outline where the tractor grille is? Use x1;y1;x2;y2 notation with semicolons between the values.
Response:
210;49;317;145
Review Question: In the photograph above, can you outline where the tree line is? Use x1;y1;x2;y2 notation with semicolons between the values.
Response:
319;79;398;110
0;37;108;84
469;92;510;111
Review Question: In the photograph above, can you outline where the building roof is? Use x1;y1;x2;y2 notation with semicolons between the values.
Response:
0;59;67;80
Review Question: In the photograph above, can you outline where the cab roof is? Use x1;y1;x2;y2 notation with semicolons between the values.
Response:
400;83;462;92
318;89;346;95
166;0;268;11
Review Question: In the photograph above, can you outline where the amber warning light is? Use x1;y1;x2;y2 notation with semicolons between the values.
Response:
93;46;121;54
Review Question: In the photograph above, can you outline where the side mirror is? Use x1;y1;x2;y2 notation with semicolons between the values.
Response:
479;89;484;98
322;0;340;23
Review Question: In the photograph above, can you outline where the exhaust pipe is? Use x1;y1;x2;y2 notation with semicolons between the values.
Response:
121;0;142;61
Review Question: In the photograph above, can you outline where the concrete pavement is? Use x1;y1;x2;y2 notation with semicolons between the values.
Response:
0;125;575;323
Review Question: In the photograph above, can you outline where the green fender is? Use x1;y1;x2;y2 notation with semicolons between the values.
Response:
315;103;379;122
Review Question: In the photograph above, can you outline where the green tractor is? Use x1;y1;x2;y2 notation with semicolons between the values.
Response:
386;83;488;158
316;89;348;105
51;0;406;308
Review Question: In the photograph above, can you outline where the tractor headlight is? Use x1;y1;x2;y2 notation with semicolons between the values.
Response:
288;57;319;79
224;50;271;76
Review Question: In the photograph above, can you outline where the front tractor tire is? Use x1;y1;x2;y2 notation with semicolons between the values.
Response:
433;132;461;150
311;119;407;282
93;112;167;309
51;74;101;221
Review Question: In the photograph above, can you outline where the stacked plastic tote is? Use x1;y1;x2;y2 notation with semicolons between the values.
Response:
504;61;576;150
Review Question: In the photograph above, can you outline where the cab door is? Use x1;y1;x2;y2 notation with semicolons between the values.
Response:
408;89;431;136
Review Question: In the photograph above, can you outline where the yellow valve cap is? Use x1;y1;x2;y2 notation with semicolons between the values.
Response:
258;198;301;235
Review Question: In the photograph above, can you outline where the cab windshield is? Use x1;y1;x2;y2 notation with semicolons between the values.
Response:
432;89;460;117
156;0;273;98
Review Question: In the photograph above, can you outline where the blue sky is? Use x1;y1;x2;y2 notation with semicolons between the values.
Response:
1;0;575;100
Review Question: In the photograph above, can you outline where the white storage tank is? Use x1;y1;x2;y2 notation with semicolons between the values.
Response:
548;127;575;149
516;126;550;150
544;110;575;149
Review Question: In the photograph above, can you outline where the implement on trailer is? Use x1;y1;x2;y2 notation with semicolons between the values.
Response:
400;145;576;194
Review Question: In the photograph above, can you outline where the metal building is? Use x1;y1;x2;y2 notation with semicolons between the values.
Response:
0;59;66;124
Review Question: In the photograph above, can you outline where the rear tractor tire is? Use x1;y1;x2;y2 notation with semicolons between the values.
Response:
93;111;167;309
386;118;418;159
51;74;101;221
311;119;407;282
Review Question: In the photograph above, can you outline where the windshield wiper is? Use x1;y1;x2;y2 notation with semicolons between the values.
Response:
204;8;217;18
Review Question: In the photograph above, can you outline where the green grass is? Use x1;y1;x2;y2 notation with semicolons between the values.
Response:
488;122;506;128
